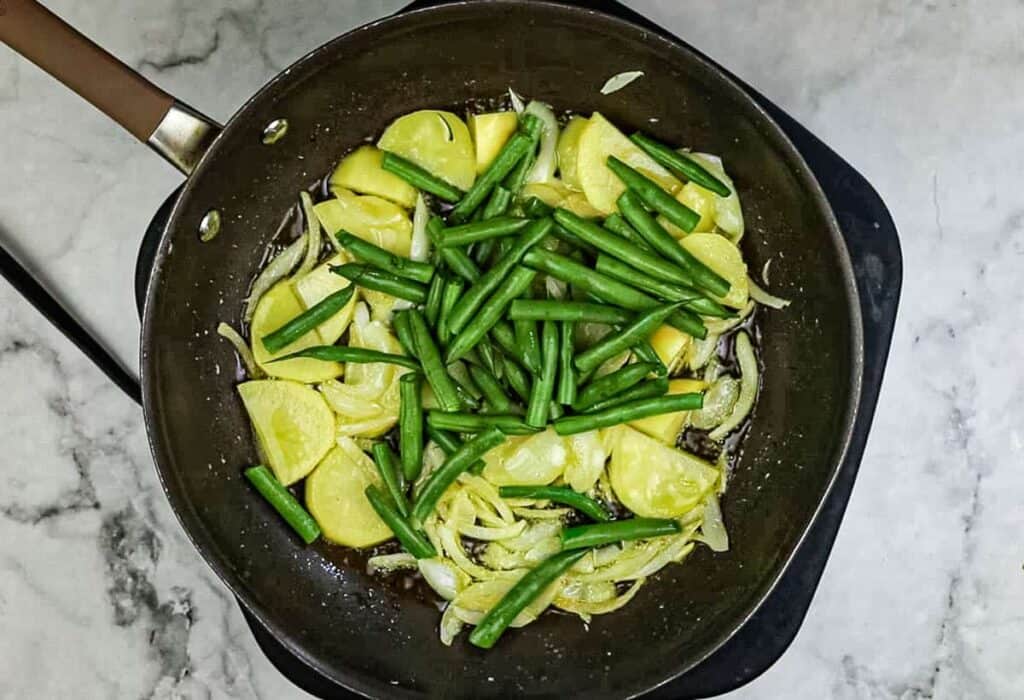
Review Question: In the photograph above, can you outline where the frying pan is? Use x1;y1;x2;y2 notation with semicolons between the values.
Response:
1;0;863;697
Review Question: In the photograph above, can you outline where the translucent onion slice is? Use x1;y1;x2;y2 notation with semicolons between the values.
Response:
748;276;792;309
709;331;758;441
697;494;729;552
367;552;417;575
216;322;263;378
243;234;306;322
524;101;560;184
296;192;322;277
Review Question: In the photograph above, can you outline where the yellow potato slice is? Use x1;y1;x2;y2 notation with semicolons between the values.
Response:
378;110;476;190
469;112;518;173
306;438;392;547
577;112;680;215
250;281;342;383
630;378;706;445
313;189;413;256
659;182;717;237
609;426;718;519
482;428;569;486
292;254;357;345
329;145;416;209
238;380;335;486
648;324;692;376
680;233;749;308
556;115;589;190
521;181;603;219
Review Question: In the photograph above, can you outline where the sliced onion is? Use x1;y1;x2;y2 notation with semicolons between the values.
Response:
419;558;469;600
216;322;264;378
410;193;431;262
556;578;644;619
508;87;526;114
367;552;417;575
459;520;527;541
698;494;729;552
748;276;792;309
511;506;570;521
710;331;759;441
600;70;644;95
524;101;559;184
439;603;465;646
296;192;322;277
243;234;306;322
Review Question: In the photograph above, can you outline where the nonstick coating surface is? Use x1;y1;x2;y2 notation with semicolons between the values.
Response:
141;2;862;697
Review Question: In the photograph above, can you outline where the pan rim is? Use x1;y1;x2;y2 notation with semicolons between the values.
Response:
140;1;865;697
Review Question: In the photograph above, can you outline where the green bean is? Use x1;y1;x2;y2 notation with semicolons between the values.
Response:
451;129;534;222
607;155;700;233
482;185;513;220
525;321;559;427
468;549;588;649
502;114;544;195
331;263;427;303
490;322;529;370
271;345;420;371
554;391;703;435
573;362;659;412
502;356;532;402
630;340;667;373
407;309;462;412
446;266;538;363
335;232;435;284
629;132;732;196
469;365;516;413
371;442;410;517
411;427;508;523
507;300;633;325
514;313;542;377
553;208;693;287
260;286;355;354
583;377;669;413
604;213;651;251
574;303;682;374
426;411;538;435
424;273;445;326
399;373;425;482
425;425;485;476
548;399;564;421
365;485;437;559
243;466;320;544
380;151;464;203
437;278;465;342
427;217;481;283
556;321;577;405
474;338;500;376
521;196;554;218
446;217;553;336
617;190;730;298
439;217;530;248
498;485;610;521
594;254;731;318
472;238;497;267
392;309;416;356
560;517;681;550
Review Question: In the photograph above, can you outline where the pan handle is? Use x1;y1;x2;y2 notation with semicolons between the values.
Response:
0;0;220;174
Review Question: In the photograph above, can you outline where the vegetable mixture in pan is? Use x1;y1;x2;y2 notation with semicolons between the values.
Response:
218;92;789;648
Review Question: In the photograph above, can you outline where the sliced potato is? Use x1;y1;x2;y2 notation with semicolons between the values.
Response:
521;181;602;219
556;115;589;190
329;145;417;208
630;378;706;445
609;426;718;518
660;181;717;237
562;430;607;493
482;428;568;486
313;189;413;256
469;112;518;173
250;281;342;383
292;254;357;344
577;112;680;215
238;380;335;485
648;324;692;376
306;439;392;547
680;233;749;308
378;110;476;190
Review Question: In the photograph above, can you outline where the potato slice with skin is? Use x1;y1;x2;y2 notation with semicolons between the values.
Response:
306;439;392;547
648;324;692;376
329;145;417;208
482;428;568;486
680;233;749;308
609;426;718;518
292;254;357;344
630;378;706;444
469;112;518;174
313;189;413;257
378;110;476;190
577;112;680;215
250;281;342;383
556;115;589;190
522;181;603;219
238;380;335;486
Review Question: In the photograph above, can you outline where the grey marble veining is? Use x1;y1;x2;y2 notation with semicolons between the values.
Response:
0;1;1021;698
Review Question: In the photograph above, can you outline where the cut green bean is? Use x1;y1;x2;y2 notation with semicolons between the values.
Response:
335;232;435;284
452;128;535;221
482;185;513;219
520;196;554;218
411;427;507;523
260;286;355;354
525;321;559;427
439;217;530;248
498;485;610;521
365;485;437;559
446;265;538;363
490;322;530;370
371;442;410;517
630;340;667;374
407;309;462;412
584;377;669;413
617;190;730;298
472;238;497;267
604;213;652;251
554;391;703;435
468;549;588;649
437;277;465;342
502;113;544;195
595;254;731;318
424;273;446;326
556;321;577;405
629;132;732;196
271;345;420;371
507;300;634;325
331;263;427;303
243;466;321;544
469;364;516;413
392;309;416;356
561;517;681;550
426;411;538;435
514;314;542;377
607;155;700;233
425;425;486;476
502;356;532;402
399;373;424;482
573;362;659;412
380;151;464;203
427;217;481;283
574;303;683;374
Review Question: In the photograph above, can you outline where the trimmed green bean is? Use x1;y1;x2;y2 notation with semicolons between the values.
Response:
243;465;320;544
554;391;703;435
502;356;532;402
427;217;481;283
550;223;600;256
595;254;732;318
507;300;633;325
451;129;535;221
490;322;531;371
371;442;410;517
469;364;516;413
629;132;732;196
426;411;538;435
604;213;651;251
411;427;508;522
556;321;577;405
514;315;542;377
574;303;683;374
380;151;464;203
583;377;669;413
498;485;610;521
630;340;667;373
399;373;424;482
607;155;700;233
271;345;420;370
331;263;427;303
407;309;462;412
573;362;659;412
439;217;530;248
392;309;416;356
260;286;355;354
425;425;486;476
472;238;497;267
437;278;465;342
468;549;588;649
561;517;681;550
365;485;437;559
446;266;538;363
335;232;435;284
525;320;559;427
501;114;544;195
520;196;554;218
482;185;513;220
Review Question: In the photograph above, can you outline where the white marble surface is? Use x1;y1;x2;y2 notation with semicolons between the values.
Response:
0;0;1021;697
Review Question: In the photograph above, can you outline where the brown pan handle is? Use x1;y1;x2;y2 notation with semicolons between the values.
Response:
0;0;220;174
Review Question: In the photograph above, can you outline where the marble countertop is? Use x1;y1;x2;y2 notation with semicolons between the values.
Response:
1;1;1021;697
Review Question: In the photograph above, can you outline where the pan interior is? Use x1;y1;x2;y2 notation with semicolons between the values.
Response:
142;3;859;697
